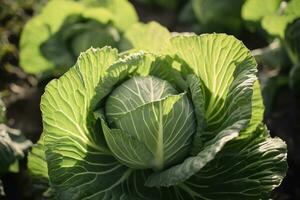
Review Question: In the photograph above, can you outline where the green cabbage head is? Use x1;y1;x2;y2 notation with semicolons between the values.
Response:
20;0;137;75
31;33;287;199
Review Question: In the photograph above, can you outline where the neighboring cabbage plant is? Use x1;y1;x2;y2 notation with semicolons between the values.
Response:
262;0;300;39
192;0;244;33
0;98;32;196
178;0;247;34
241;0;282;32
250;0;300;94
28;33;288;199
20;0;138;75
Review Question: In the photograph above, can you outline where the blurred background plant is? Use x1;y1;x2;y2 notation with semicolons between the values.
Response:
0;0;47;72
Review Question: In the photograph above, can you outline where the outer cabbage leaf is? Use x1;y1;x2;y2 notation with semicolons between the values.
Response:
120;22;172;54
172;125;287;200
239;80;264;138
41;47;135;199
167;34;257;147
80;0;138;32
27;134;50;194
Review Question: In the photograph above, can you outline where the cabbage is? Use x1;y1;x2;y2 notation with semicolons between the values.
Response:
29;33;287;199
20;0;138;75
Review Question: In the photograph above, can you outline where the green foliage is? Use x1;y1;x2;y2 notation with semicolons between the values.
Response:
0;0;47;71
20;0;138;75
120;22;172;53
241;0;282;31
263;0;300;94
191;0;245;33
26;33;288;199
262;0;300;38
247;0;300;95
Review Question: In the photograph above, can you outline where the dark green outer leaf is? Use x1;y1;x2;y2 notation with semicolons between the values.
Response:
175;125;287;200
41;47;136;199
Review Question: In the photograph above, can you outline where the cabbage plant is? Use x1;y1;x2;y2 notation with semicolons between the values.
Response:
30;33;287;199
242;0;282;32
20;0;137;75
258;0;300;94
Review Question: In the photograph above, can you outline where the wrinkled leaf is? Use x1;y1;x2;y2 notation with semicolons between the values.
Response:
174;125;287;200
41;47;134;199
